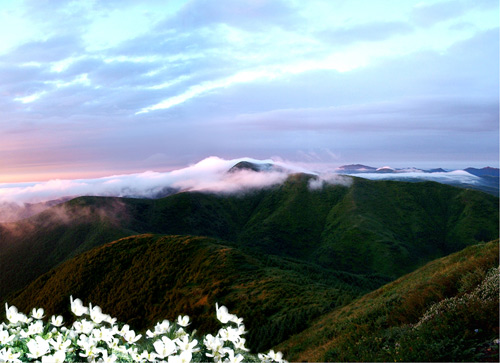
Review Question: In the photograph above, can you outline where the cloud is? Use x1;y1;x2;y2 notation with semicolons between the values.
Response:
352;170;482;185
0;157;316;204
411;0;468;26
0;1;497;179
0;35;83;63
1;156;491;212
320;21;414;45
158;0;298;31
232;96;498;132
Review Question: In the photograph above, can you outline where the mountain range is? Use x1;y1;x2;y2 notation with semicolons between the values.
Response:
0;160;498;224
335;164;499;196
0;161;498;360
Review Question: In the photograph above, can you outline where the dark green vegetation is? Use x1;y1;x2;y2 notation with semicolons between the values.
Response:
1;176;497;299
1;174;498;356
276;240;499;362
8;234;383;352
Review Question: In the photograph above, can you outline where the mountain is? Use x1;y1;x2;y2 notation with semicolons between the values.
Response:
0;197;71;223
228;160;280;173
375;166;396;173
1;175;498;303
336;166;499;196
464;166;500;177
425;167;447;173
1;173;498;358
7;234;385;352
336;164;376;172
277;239;499;362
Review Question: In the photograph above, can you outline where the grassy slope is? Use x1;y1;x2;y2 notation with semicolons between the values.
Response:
276;239;499;362
0;197;143;298
1;176;498;302
6;234;385;352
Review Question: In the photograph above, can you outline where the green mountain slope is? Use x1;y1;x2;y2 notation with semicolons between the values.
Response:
6;234;385;352
276;239;499;362
1;176;498;301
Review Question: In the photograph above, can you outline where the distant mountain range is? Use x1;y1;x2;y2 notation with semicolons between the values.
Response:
1;162;498;223
335;164;499;176
334;164;499;196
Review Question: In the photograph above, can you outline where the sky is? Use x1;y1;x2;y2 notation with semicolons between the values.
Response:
0;0;498;183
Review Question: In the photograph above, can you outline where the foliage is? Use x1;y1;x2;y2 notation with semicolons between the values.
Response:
0;297;286;362
0;176;498;360
277;240;499;362
1;177;498;301
5;235;380;353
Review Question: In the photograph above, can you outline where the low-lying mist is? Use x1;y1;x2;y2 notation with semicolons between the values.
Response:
0;157;351;220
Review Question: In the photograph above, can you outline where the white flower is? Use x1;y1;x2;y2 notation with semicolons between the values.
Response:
140;350;160;362
218;327;241;343
223;349;244;363
97;350;118;363
31;307;45;320
41;350;66;363
127;346;141;361
79;339;104;360
103;314;117;326
175;327;187;338
26;336;50;359
119;324;131;337
168;350;192;363
216;303;237;324
51;315;64;327
148;319;172;337
258;353;271;362
77;334;96;351
204;334;225;360
0;329;15;345
123;328;142;344
154;336;177;358
5;304;20;324
268;349;285;362
177;315;190;327
0;347;22;363
89;303;107;324
233;337;249;351
73;319;94;334
175;334;199;353
49;335;72;352
17;313;31;325
70;296;89;316
20;320;44;337
236;324;246;335
92;326;114;343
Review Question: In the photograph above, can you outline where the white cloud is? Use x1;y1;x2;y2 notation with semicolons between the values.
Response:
14;91;46;103
0;157;307;204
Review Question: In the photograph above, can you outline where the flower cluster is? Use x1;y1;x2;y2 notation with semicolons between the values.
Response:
414;266;499;329
0;297;287;362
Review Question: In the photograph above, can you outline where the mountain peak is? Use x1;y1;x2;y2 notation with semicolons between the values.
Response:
336;164;376;172
227;160;285;173
464;167;500;177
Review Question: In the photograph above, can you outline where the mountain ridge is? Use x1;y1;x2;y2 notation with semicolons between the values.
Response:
1;175;498;302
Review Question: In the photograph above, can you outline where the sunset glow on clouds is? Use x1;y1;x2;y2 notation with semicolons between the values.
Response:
0;0;498;183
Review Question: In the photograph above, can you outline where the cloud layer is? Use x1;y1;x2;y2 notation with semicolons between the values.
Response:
0;156;490;210
0;157;316;205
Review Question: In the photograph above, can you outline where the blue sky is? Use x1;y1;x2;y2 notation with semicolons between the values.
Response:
0;0;498;182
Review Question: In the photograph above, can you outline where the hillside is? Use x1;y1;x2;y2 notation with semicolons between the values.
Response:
6;234;385;352
1;175;498;301
276;239;499;362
